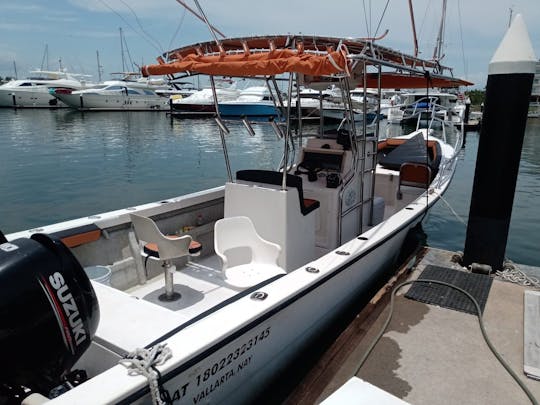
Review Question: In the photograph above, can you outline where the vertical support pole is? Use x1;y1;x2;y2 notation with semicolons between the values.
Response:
282;72;294;190
463;14;536;270
209;75;232;182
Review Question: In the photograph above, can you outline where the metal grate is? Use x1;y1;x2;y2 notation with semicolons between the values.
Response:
405;265;493;315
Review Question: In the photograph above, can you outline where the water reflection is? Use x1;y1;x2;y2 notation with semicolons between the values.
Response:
0;110;286;233
424;119;540;266
1;109;539;266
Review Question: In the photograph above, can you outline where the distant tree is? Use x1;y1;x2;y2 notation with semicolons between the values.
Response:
466;90;485;106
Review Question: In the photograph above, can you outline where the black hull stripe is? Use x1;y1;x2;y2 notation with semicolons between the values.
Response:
118;206;426;404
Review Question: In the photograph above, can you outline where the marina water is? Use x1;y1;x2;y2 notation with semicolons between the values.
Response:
1;109;539;267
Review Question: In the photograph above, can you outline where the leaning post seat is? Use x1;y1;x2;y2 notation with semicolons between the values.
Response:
236;170;320;215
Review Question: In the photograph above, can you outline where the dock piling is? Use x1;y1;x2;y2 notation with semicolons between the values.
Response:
463;14;537;270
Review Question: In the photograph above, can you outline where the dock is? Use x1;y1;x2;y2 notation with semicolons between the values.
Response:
285;247;540;404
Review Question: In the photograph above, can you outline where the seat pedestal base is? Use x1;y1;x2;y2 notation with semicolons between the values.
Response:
159;261;181;301
159;291;181;302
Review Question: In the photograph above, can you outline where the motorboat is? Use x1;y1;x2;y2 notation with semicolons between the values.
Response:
397;91;467;126
170;81;240;117
50;74;173;111
0;70;94;108
219;86;284;118
529;96;540;118
311;86;381;125
0;34;470;404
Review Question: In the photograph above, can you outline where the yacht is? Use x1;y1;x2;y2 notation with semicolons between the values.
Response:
0;70;93;108
170;83;240;117
51;75;172;111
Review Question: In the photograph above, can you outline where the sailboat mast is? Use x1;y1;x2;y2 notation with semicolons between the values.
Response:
407;0;419;57
433;0;447;61
96;50;103;82
119;27;126;72
40;44;49;71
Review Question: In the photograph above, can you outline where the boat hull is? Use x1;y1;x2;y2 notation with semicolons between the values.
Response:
46;201;420;404
219;103;280;118
0;89;67;108
132;232;408;404
54;92;170;111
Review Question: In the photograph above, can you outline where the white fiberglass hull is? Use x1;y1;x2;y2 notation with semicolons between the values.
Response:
54;92;170;111
37;207;419;404
0;88;68;108
6;144;457;404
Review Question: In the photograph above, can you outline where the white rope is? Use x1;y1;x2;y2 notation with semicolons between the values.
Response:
496;262;540;288
434;190;467;225
119;343;172;405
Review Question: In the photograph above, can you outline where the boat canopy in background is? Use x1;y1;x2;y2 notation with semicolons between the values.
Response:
141;35;473;89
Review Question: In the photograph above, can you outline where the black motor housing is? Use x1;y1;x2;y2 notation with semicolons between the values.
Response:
0;234;99;394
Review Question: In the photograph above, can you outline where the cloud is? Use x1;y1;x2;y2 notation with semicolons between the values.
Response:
67;0;181;17
1;4;43;12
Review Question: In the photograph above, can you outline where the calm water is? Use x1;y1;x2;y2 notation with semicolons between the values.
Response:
0;109;539;266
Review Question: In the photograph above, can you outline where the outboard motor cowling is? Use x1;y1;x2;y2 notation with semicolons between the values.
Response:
0;234;99;395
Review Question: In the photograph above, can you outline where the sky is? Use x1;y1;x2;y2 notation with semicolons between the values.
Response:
1;0;539;89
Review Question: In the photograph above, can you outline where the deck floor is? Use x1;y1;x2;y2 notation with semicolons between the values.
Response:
128;254;239;317
286;248;540;404
92;254;241;354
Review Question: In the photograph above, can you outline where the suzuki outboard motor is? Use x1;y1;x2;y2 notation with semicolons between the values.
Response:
0;233;99;398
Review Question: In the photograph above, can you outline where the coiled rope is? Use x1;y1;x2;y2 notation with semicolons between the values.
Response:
119;343;172;405
497;261;540;288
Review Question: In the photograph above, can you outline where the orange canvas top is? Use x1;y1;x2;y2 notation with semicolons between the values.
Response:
142;48;349;78
141;35;473;89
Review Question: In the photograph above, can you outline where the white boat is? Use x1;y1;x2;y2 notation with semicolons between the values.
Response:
219;86;283;118
397;91;467;126
0;34;470;404
529;96;540;118
50;74;173;111
170;82;240;117
0;70;94;108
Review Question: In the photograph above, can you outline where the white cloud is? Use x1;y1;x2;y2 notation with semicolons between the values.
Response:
67;0;181;16
2;0;539;86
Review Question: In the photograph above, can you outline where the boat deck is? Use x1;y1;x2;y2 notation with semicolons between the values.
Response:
127;254;237;315
285;247;540;404
92;254;239;355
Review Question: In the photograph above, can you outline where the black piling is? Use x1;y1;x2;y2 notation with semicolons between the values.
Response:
463;15;537;270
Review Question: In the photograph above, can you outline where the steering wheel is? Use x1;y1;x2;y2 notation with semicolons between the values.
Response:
295;161;321;181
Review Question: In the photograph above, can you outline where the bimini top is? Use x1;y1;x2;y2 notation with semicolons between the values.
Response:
141;35;473;89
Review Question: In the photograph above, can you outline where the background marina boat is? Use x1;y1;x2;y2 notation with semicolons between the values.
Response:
529;96;540;118
314;87;383;124
170;82;240;117
397;91;467;126
1;34;470;404
219;86;284;118
0;70;94;108
50;74;173;111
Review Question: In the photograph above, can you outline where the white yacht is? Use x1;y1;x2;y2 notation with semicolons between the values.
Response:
51;75;172;111
0;70;93;108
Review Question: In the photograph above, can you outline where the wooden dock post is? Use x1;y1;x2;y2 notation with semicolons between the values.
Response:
463;14;536;270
